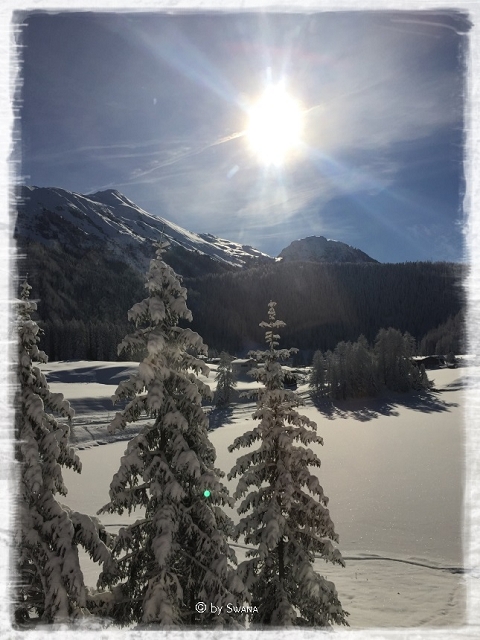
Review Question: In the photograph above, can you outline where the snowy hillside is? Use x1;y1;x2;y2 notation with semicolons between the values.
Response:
278;235;378;263
15;185;272;271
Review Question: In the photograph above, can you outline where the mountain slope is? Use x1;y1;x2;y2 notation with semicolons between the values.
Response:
15;185;272;272
278;235;378;263
14;185;463;364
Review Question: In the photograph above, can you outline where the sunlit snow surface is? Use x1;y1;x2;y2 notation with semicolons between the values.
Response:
49;359;470;628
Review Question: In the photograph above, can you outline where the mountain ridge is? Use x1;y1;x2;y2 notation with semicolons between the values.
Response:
13;186;462;362
279;235;378;264
16;186;379;271
16;185;273;273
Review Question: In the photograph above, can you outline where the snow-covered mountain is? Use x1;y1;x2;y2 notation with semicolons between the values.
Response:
278;235;378;264
15;186;272;271
15;186;379;276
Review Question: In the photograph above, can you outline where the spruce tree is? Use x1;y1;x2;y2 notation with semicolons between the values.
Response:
309;350;326;397
375;327;431;393
97;241;244;628
14;281;113;625
228;301;348;628
214;352;237;406
351;335;378;398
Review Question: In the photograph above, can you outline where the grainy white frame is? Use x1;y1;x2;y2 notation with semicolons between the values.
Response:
1;2;478;639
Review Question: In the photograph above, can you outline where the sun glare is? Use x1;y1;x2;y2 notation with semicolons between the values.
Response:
246;84;304;166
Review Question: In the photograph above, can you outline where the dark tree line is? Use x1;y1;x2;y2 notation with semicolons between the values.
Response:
309;328;431;401
16;241;144;361
418;311;464;356
17;241;144;324
187;260;464;359
16;239;464;362
38;319;130;361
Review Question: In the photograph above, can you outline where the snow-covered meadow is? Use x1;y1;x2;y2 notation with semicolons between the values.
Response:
45;358;470;629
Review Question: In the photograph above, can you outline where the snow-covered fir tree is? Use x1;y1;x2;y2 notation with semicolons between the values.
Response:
214;351;237;406
98;241;244;628
14;281;113;625
228;301;348;628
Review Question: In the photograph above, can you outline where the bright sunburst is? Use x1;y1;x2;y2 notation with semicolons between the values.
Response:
246;84;304;166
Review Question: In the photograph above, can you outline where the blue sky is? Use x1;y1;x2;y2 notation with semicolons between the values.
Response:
18;10;470;262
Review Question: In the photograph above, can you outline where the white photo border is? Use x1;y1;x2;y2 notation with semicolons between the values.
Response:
1;1;478;638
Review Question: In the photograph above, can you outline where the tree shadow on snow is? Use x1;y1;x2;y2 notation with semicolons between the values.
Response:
310;390;458;423
437;377;469;392
208;406;235;431
45;364;138;385
67;396;128;415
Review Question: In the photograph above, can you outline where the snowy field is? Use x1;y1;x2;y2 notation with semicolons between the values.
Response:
44;358;472;629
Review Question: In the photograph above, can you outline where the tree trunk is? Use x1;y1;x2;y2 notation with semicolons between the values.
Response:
278;536;285;585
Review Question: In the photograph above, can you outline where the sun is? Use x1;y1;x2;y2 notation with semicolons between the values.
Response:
246;84;304;166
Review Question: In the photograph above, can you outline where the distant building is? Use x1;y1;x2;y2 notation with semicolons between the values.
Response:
411;355;446;369
231;358;255;377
